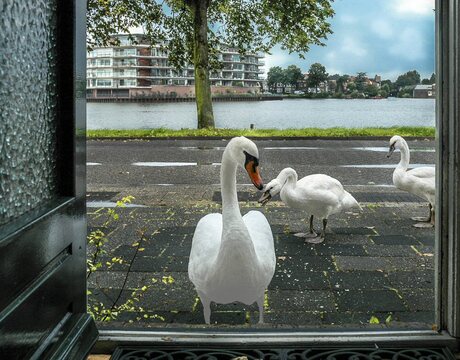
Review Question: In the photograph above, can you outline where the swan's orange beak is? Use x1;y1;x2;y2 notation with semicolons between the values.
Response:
245;161;264;190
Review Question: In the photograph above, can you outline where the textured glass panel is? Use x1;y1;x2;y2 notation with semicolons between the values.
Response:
0;0;58;225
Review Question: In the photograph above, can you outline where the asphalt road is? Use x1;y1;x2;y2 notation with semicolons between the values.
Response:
87;138;436;193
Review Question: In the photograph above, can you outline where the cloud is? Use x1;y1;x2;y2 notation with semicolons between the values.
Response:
263;51;292;74
389;27;425;60
391;0;435;16
339;14;357;24
341;37;367;57
371;20;394;39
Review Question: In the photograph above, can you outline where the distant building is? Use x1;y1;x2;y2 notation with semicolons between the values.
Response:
413;84;436;98
86;34;265;98
297;73;329;93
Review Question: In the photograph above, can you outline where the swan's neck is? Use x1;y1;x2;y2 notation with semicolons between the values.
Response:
397;141;410;171
220;151;242;224
216;150;257;271
284;174;297;189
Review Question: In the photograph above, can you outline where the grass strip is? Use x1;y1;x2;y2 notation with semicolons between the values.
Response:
87;126;435;139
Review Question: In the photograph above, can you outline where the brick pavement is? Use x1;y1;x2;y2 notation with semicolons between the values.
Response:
87;186;435;330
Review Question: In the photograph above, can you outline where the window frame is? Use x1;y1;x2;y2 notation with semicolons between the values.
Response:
94;0;460;352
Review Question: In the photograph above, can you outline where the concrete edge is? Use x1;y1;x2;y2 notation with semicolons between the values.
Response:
87;136;435;141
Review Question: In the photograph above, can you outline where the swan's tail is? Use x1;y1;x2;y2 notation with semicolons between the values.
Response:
343;191;362;211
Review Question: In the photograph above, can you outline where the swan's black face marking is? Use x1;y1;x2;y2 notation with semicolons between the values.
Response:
387;143;396;158
243;151;259;171
243;151;263;190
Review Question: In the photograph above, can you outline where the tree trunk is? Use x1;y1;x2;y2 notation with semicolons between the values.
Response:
191;0;215;128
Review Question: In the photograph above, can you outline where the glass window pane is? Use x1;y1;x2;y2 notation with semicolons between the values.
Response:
0;0;58;226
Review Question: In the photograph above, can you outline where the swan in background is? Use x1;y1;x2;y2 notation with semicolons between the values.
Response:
387;135;435;228
258;168;361;243
188;137;275;324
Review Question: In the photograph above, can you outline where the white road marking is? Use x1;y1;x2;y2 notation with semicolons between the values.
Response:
341;164;435;169
132;162;197;167
264;147;319;150
352;147;435;152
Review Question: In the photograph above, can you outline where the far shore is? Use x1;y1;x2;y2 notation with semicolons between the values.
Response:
87;126;435;140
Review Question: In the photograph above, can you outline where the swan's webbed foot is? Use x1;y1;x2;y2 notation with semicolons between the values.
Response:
295;215;318;239
411;216;431;222
304;218;327;244
304;235;325;244
294;231;318;238
413;222;434;228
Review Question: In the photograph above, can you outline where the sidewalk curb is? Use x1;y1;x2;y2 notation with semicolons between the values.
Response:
88;136;435;141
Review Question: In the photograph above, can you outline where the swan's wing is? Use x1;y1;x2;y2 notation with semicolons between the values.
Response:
188;213;222;288
406;174;436;198
296;175;343;207
407;166;435;179
243;211;276;280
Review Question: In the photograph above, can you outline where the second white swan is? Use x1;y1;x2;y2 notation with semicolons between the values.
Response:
258;168;361;243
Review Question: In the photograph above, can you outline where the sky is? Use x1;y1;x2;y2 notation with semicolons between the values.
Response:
263;0;436;81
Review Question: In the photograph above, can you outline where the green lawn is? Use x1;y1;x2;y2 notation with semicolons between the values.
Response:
87;126;435;139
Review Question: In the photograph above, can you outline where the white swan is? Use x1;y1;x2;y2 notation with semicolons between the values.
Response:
258;168;361;243
387;135;435;228
188;137;275;325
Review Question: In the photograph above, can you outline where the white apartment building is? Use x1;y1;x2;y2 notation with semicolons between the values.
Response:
87;34;264;98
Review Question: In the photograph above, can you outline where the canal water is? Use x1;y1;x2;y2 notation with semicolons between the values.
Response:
87;98;435;130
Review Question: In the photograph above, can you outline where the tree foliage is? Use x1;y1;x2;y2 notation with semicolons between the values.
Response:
87;0;335;69
284;65;303;87
395;70;421;88
307;62;328;92
355;72;367;91
267;66;285;91
87;0;335;127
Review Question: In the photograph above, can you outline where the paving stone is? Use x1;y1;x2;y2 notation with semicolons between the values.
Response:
385;257;431;272
324;234;373;245
364;245;417;257
417;235;435;245
371;235;418;245
88;271;126;289
412;245;435;256
206;311;248;325
400;289;435;311
322;311;380;326
329;271;390;290
269;271;330;290
334;256;391;271
277;255;335;273
387;270;434;289
274;241;317;256
249;311;322;326
331;227;377;235
131;255;189;272
268;290;336;312
114;310;176;324
335;290;407;312
125;272;194;291
209;301;258;312
171;311;208;324
392;311;435;324
315;244;366;256
88;286;120;301
117;287;197;311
